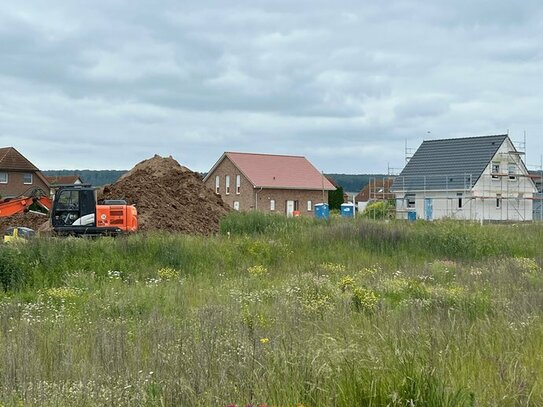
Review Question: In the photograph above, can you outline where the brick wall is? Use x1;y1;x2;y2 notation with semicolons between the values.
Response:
256;188;327;215
205;156;329;216
0;171;50;199
205;157;256;211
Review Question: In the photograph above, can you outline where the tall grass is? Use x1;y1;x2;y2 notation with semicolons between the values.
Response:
0;213;542;405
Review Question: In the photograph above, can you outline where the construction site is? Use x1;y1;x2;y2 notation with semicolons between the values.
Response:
362;135;543;222
0;155;231;238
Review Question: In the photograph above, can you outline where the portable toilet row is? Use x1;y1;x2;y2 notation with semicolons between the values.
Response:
314;203;357;219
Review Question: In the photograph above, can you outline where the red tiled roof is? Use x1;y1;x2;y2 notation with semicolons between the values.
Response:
221;152;336;190
355;178;395;202
46;175;82;185
0;147;39;171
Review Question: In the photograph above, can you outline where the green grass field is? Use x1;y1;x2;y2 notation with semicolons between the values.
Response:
1;213;542;406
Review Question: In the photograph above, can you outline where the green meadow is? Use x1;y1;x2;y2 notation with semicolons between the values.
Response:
0;213;542;406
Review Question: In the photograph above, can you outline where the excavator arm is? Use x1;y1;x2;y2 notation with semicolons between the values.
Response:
0;189;52;218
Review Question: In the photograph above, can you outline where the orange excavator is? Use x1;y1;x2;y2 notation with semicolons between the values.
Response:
0;188;52;217
0;185;138;236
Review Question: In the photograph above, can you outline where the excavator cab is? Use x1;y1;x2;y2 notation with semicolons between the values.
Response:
51;185;137;236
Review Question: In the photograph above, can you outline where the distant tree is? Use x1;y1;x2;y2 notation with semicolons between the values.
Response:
325;173;389;193
328;186;345;210
43;170;126;186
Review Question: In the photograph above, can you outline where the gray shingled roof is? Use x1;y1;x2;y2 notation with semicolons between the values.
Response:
391;135;509;192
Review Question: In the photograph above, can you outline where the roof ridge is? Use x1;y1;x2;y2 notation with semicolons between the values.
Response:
423;134;508;143
226;151;306;159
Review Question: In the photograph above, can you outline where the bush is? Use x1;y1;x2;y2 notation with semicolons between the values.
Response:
361;200;395;219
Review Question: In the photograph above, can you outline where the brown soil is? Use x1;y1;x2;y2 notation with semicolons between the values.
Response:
99;155;230;235
0;212;49;236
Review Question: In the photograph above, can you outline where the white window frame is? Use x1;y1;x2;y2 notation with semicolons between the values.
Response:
233;201;240;211
406;194;415;209
225;175;230;195
491;162;500;179
457;192;463;210
215;175;220;194
270;199;275;211
23;173;33;185
508;163;517;181
236;175;241;194
0;172;7;184
496;194;502;209
307;200;312;211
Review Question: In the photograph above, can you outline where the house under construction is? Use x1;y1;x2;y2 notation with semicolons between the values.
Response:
391;134;539;222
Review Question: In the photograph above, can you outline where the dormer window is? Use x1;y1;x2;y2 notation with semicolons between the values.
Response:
491;162;500;179
508;164;517;181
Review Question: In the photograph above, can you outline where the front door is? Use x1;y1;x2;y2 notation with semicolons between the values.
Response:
424;198;433;221
286;200;295;217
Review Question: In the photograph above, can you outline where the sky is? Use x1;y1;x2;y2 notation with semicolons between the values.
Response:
1;0;543;173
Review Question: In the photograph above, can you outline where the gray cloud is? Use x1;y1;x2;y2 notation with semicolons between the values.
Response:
1;0;543;174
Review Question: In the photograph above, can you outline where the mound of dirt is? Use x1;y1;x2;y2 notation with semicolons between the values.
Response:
0;212;49;236
99;155;230;235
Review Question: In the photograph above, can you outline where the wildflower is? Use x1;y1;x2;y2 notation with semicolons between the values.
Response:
320;262;346;273
259;337;270;344
513;257;539;274
352;287;379;312
107;270;122;280
157;267;180;280
247;265;268;277
339;275;355;292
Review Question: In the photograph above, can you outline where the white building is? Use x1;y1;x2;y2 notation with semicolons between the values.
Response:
392;134;538;222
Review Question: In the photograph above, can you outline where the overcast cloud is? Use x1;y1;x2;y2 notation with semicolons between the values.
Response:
1;0;543;173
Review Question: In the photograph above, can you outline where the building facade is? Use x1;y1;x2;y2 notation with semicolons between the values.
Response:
392;135;537;222
0;147;50;199
204;152;335;216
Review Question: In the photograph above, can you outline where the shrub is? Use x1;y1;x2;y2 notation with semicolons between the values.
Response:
351;287;379;312
361;200;395;220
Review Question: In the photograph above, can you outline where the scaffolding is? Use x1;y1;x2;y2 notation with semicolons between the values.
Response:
389;133;543;222
392;167;543;222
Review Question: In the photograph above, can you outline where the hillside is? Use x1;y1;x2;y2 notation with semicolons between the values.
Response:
44;170;389;192
43;170;126;186
325;173;389;193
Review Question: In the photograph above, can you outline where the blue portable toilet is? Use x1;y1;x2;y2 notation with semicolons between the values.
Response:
314;203;329;220
407;211;417;222
340;203;355;218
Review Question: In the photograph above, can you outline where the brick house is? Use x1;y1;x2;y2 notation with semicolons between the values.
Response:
46;175;84;188
204;152;336;216
0;147;50;199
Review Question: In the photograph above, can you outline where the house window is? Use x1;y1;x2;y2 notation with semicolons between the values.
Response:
492;162;500;179
225;175;230;195
215;176;220;194
508;164;517;181
23;173;33;185
236;175;241;194
0;172;7;184
457;193;463;209
233;201;240;211
496;194;502;209
307;200;312;211
270;199;275;211
406;194;415;209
